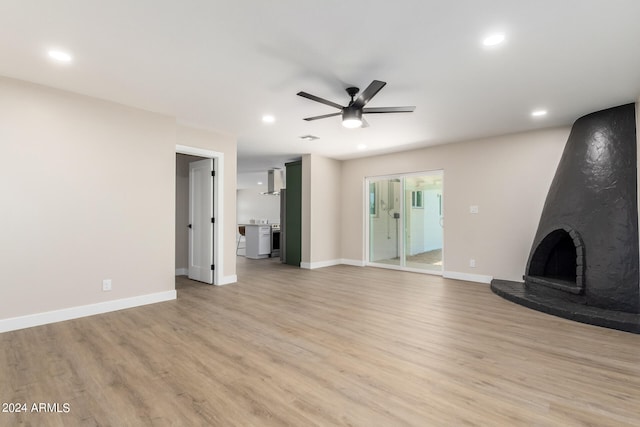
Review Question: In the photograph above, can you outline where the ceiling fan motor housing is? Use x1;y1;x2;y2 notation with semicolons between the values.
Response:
343;105;362;120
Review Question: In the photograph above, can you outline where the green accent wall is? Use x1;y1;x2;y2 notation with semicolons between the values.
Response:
285;160;302;266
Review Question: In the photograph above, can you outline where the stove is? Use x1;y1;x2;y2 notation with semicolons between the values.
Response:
270;224;281;257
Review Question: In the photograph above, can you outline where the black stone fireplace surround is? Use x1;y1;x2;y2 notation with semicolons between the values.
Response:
492;103;640;333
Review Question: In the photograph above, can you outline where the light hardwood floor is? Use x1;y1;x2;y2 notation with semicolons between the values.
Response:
2;257;640;426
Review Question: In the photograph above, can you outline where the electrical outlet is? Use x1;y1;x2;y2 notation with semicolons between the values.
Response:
469;259;476;268
470;205;479;214
102;279;112;291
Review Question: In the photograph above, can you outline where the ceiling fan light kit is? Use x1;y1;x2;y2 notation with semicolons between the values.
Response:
297;80;415;129
342;107;363;128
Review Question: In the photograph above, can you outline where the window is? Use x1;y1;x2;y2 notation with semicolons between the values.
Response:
369;182;378;216
411;190;423;208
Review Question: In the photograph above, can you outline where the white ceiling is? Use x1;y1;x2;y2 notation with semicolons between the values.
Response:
2;1;640;189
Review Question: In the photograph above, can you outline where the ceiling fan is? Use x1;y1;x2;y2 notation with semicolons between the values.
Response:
297;80;415;128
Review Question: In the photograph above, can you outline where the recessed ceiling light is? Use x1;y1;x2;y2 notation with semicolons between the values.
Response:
531;109;548;117
482;33;506;47
257;181;263;185
48;50;73;62
262;115;275;124
300;135;319;141
357;144;367;150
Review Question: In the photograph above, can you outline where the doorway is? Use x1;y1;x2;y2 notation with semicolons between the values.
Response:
366;171;444;274
175;145;224;285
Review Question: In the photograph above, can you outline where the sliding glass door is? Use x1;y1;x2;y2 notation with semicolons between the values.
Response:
404;174;443;272
369;178;402;266
367;171;443;273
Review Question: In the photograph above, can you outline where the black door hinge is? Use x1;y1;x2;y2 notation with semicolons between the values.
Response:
211;217;215;223
211;265;215;270
211;171;216;177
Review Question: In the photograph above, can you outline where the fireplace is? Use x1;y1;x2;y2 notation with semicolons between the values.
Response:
525;227;584;295
491;103;640;333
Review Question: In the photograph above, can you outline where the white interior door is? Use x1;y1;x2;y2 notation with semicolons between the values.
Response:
188;158;214;284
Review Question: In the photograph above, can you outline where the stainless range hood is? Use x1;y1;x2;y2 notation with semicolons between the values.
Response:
262;169;284;195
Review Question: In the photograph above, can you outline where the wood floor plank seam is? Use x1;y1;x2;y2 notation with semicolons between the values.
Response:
1;256;639;426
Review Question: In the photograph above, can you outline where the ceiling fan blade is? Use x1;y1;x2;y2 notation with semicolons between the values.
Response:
297;91;344;110
352;80;386;109
303;112;342;121
363;106;416;114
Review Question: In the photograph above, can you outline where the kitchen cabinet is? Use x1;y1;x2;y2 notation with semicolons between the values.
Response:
245;224;271;259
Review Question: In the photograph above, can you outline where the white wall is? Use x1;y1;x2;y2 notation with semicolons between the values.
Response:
301;155;311;265
236;189;280;225
301;154;343;267
413;188;442;254
425;189;444;251
0;77;237;330
340;127;569;282
0;77;176;320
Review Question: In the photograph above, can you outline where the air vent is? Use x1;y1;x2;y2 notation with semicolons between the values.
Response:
300;135;319;141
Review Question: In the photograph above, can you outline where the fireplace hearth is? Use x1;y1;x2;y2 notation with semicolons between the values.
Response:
492;103;640;333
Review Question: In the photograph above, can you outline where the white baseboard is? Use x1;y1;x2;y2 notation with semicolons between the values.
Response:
176;270;235;285
218;275;237;286
340;259;366;267
0;290;177;334
443;271;493;284
300;259;342;270
310;260;490;284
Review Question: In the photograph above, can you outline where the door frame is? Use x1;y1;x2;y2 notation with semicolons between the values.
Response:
176;144;224;285
364;169;444;275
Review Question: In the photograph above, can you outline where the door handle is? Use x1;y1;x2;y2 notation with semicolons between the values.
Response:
188;224;192;229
